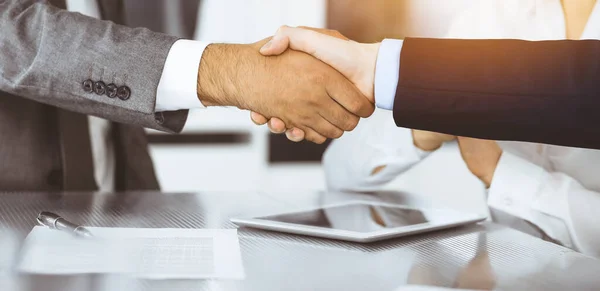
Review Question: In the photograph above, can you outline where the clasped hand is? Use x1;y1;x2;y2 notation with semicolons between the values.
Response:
247;26;380;143
243;26;503;187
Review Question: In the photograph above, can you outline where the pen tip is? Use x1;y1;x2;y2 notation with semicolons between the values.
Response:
75;228;94;238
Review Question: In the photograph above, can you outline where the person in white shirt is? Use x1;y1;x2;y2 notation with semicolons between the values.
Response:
257;0;600;258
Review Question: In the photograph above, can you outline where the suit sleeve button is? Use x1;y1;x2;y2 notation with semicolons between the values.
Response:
106;83;118;98
82;79;94;93
117;86;131;100
94;81;107;95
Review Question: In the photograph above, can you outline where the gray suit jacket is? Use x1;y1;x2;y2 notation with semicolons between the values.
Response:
0;0;191;191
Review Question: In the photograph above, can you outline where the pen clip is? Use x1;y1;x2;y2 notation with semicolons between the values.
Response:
36;216;44;226
36;212;59;229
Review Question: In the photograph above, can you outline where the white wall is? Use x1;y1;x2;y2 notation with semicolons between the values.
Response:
194;0;326;43
402;0;477;37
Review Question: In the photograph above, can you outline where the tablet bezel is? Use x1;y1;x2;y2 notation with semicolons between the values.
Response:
231;201;486;243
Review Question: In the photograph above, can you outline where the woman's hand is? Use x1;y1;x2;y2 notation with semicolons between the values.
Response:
412;130;456;152
457;137;503;188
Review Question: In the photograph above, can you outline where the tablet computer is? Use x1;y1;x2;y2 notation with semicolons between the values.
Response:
231;201;486;243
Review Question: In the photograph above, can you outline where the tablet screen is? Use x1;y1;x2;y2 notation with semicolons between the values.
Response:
258;203;429;233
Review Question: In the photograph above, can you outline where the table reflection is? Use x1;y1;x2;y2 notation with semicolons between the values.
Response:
404;233;496;290
0;191;599;290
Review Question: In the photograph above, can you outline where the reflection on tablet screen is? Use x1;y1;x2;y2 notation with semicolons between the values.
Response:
258;203;429;233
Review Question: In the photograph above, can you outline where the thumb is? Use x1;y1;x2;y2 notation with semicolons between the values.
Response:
260;26;356;77
260;31;290;56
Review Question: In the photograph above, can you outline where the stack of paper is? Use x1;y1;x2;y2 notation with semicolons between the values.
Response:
18;227;245;279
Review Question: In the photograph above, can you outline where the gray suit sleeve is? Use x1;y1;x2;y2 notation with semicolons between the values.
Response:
0;0;188;133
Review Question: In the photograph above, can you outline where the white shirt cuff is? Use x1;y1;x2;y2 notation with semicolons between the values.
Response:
374;39;404;111
155;40;211;112
487;151;544;221
362;127;430;186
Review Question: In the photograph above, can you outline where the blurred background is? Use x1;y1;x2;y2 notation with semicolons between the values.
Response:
128;0;483;209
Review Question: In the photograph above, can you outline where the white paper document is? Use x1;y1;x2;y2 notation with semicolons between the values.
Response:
18;227;245;279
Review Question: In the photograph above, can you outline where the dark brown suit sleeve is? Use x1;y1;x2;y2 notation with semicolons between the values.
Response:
393;37;600;149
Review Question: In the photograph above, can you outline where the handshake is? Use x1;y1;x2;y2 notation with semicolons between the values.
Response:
197;26;380;144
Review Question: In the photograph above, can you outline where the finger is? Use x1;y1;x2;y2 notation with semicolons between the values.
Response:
310;115;344;139
268;118;287;134
317;96;360;132
302;127;328;144
326;76;375;118
250;112;268;125
285;128;305;142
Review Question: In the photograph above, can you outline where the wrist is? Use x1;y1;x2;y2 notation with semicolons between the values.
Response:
197;44;251;107
357;42;381;103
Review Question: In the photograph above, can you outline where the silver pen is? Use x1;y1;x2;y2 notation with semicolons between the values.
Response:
36;211;93;238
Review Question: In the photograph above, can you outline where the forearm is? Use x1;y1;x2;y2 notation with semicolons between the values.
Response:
391;38;600;149
0;1;185;132
371;37;600;149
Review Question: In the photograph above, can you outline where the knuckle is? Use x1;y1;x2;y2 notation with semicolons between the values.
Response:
305;97;320;108
277;25;289;33
299;114;314;124
363;104;376;118
352;101;374;117
325;126;342;139
321;127;335;138
344;115;360;131
332;129;344;139
346;98;363;114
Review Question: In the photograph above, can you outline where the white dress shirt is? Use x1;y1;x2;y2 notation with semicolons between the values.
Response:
65;0;208;191
325;0;600;258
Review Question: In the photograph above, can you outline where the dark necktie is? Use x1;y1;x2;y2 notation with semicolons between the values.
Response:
51;0;99;191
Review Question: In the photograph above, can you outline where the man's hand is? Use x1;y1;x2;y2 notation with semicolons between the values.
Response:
412;130;456;152
457;137;503;188
197;38;374;144
251;26;380;142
